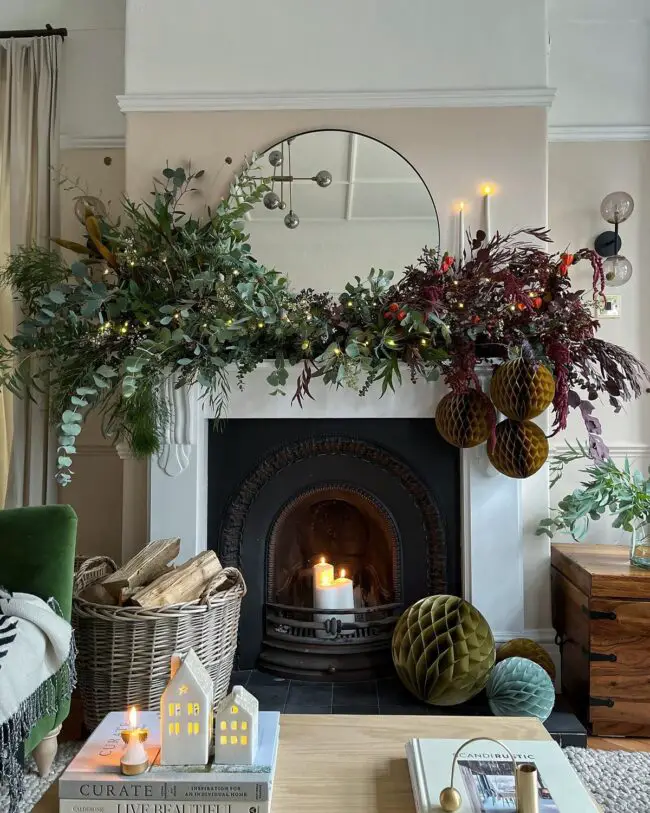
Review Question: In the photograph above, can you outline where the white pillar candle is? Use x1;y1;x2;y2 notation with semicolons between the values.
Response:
313;557;334;590
482;185;492;241
314;568;355;638
458;202;465;264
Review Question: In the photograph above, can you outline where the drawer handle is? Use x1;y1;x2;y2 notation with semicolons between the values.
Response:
589;696;615;708
582;647;617;663
581;605;617;621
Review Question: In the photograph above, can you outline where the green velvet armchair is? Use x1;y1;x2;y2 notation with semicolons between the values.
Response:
0;504;77;775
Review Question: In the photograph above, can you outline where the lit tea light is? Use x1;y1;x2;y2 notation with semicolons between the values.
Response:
120;706;149;776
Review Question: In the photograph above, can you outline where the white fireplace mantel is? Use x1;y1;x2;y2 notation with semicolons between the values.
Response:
147;363;542;649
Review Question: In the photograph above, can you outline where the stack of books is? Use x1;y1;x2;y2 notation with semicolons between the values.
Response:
58;711;280;813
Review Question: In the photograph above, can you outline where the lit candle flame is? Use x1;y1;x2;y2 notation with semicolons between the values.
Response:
129;706;138;730
481;184;493;197
319;556;326;565
339;568;346;579
458;201;465;212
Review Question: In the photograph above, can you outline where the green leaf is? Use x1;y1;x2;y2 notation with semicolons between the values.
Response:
96;364;118;379
70;395;88;407
70;261;88;278
76;387;98;397
92;374;110;389
47;290;66;304
81;299;101;317
58;435;75;447
61;423;82;436
177;358;193;366
62;410;82;423
58;455;73;468
162;167;175;179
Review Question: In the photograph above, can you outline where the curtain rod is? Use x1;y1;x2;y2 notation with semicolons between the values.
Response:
0;24;67;39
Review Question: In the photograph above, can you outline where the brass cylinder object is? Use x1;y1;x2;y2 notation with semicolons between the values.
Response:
516;763;540;813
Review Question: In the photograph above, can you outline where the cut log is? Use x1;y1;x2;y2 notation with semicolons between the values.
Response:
102;538;180;598
79;583;118;606
131;550;225;609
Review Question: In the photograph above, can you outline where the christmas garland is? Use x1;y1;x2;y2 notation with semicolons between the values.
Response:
1;163;647;484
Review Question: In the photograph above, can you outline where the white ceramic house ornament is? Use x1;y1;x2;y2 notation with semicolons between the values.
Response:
213;685;259;765
160;649;213;766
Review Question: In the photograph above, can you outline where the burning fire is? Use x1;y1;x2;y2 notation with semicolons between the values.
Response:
339;568;346;579
129;706;138;730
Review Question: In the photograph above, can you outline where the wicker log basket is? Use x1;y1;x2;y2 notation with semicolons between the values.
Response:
73;556;246;730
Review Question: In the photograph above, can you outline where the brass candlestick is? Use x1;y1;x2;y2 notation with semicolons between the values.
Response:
438;737;539;813
120;727;149;776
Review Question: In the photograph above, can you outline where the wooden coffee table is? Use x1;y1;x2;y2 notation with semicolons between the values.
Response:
34;714;550;813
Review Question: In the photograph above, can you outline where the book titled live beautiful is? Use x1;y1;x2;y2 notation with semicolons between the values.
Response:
58;710;280;812
406;737;598;813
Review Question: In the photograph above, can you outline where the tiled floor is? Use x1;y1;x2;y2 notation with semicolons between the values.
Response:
230;669;588;747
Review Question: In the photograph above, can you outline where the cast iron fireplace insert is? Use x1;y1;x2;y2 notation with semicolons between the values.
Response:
208;418;460;681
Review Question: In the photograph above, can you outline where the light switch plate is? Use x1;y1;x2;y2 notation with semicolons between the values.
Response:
593;294;621;319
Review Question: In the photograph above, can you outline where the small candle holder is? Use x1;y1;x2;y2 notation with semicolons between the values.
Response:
439;737;539;813
120;727;149;775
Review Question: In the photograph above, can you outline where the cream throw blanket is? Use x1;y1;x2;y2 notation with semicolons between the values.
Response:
0;589;76;812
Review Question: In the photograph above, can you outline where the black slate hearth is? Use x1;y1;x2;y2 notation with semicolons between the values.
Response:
229;669;587;748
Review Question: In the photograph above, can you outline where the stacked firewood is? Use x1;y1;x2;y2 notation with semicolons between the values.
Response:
79;539;229;608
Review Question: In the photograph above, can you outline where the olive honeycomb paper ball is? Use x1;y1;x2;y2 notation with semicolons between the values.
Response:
490;357;556;421
487;419;549;479
391;595;496;706
435;391;496;449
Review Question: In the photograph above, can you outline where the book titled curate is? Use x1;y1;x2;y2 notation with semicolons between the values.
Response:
59;711;280;803
406;737;598;812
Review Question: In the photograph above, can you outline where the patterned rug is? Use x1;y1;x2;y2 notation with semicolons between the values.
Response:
1;742;649;812
0;742;83;813
565;747;650;812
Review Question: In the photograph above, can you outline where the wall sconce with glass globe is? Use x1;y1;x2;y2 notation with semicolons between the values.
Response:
594;191;635;287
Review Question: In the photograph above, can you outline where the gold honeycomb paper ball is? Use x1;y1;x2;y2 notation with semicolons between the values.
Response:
487;419;549;479
392;595;496;706
496;638;556;682
490;358;556;421
435;391;496;449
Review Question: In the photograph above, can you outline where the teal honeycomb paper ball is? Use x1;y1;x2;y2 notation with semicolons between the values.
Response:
392;595;496;706
486;656;555;722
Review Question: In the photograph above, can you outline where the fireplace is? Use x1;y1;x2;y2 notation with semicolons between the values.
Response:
208;418;460;680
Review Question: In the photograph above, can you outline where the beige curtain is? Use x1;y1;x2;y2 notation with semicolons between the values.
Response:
0;36;61;507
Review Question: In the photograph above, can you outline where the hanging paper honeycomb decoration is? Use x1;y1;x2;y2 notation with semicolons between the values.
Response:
496;638;556;682
391;595;496;706
435;391;496;449
487;419;549;478
486;656;555;722
490;358;556;421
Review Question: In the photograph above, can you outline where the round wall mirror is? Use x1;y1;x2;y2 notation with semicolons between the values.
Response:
244;130;439;291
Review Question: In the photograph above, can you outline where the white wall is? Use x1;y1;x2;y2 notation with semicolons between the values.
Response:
548;0;650;133
0;0;125;143
124;0;548;94
548;140;650;544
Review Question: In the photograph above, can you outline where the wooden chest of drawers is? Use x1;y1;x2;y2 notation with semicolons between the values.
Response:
551;543;650;736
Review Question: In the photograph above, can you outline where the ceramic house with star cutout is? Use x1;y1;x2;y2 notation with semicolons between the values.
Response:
160;649;213;766
213;685;259;765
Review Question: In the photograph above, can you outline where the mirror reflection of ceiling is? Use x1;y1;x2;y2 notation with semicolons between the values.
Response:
246;130;439;292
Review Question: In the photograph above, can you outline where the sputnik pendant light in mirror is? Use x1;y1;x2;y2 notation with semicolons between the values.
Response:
594;191;635;287
261;137;332;229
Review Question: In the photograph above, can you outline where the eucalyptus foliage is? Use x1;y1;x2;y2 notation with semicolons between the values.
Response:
537;440;650;540
1;161;648;487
